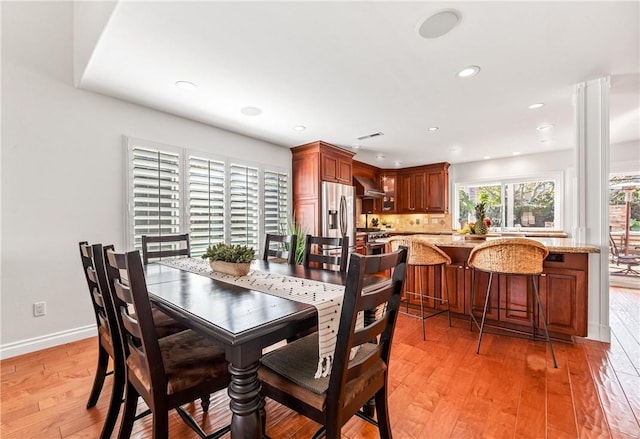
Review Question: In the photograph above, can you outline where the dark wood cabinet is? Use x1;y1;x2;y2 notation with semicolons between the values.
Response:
397;245;589;339
291;141;355;235
355;233;366;255
398;163;449;213
320;148;352;184
378;172;397;213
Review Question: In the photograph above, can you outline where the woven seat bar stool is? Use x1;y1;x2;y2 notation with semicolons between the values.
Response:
468;237;558;368
389;237;452;340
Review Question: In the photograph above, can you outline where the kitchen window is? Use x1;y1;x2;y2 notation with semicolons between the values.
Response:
126;137;289;256
455;175;562;230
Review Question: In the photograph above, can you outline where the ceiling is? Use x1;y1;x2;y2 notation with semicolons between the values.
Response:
77;1;639;167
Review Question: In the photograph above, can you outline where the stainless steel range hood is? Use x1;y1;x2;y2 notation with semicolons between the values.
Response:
353;176;385;198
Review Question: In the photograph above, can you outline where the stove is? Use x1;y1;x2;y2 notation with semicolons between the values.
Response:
367;231;389;241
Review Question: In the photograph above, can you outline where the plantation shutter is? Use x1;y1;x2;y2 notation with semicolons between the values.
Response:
130;146;181;250
263;170;289;235
229;163;259;248
188;155;225;256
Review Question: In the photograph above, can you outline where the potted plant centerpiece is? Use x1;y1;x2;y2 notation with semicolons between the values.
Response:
202;243;255;276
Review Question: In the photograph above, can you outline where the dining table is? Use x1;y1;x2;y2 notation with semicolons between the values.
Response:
143;258;379;439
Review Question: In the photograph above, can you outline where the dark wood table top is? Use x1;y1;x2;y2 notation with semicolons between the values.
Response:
144;260;346;346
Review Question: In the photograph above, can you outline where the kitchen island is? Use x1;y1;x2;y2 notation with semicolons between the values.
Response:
377;235;599;340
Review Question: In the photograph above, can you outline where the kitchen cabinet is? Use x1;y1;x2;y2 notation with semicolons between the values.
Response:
320;147;352;184
395;245;588;340
355;233;367;255
377;172;397;213
398;163;449;213
291;141;355;235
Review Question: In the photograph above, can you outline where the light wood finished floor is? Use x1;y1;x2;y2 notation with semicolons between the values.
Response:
1;286;638;438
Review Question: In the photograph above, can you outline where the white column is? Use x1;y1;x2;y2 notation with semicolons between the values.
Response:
574;77;611;342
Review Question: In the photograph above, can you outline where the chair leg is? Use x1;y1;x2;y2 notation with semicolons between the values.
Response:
418;267;426;340
443;265;451;327
117;382;139;439
476;272;493;355
152;406;169;439
469;269;476;331
99;361;125;439
200;394;210;412
86;344;110;408
532;276;558;368
375;387;393;439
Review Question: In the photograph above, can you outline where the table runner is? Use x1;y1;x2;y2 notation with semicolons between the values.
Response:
157;257;361;378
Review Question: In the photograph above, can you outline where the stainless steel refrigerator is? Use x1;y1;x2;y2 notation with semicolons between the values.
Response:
321;181;355;251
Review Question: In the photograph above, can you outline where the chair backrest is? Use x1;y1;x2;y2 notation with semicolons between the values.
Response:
389;236;451;266
105;248;167;394
141;233;191;264
78;242;121;357
609;233;620;257
326;247;408;419
302;235;349;273
262;233;297;265
468;237;549;275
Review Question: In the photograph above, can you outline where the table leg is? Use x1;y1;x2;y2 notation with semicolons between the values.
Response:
228;361;263;438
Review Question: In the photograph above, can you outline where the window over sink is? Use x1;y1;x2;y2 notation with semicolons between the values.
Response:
455;173;562;231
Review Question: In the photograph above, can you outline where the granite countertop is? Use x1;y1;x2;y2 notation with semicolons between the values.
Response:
377;234;600;253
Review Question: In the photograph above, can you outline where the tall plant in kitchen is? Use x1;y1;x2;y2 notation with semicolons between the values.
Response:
474;201;489;235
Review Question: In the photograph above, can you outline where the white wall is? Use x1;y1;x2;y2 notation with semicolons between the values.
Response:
0;2;291;357
610;140;640;174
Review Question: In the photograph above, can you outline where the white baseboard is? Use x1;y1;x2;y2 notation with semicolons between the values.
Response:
0;325;97;360
587;322;611;343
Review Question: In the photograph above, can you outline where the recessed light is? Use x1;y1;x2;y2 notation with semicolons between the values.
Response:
240;106;262;116
418;10;461;39
540;139;550;143
449;147;458;152
393;161;403;167
175;81;197;90
528;103;544;109
483;156;491;160
293;125;306;132
456;65;480;78
376;154;386;160
428;126;439;132
513;152;521;156
537;124;554;131
352;145;361;149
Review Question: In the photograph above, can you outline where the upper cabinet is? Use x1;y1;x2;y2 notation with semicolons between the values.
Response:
379;172;397;213
398;163;449;213
319;145;353;184
291;141;355;235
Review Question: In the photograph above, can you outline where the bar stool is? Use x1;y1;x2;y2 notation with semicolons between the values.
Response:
390;237;452;340
468;237;558;368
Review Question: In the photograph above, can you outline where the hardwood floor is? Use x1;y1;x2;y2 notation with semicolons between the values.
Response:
2;286;639;438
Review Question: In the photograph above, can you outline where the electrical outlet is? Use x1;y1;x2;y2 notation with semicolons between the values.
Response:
33;301;46;317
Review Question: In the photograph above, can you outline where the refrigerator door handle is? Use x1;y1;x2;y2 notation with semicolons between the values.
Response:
339;195;348;237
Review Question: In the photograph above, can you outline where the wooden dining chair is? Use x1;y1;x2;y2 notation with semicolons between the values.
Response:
302;235;349;273
79;242;125;439
262;233;298;264
80;242;194;438
259;247;408;439
104;248;231;439
141;233;191;264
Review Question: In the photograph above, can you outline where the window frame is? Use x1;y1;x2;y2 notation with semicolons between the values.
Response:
454;171;564;231
124;136;291;255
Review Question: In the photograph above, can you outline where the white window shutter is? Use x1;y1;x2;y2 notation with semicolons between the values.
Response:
188;155;226;256
229;164;259;249
130;146;181;250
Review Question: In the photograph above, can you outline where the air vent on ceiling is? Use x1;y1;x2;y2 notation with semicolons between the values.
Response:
356;132;384;141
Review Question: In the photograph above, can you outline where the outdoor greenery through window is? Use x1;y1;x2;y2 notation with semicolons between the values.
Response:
126;137;289;256
456;177;559;230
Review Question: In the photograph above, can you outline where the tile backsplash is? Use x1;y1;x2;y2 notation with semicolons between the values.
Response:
358;213;453;233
